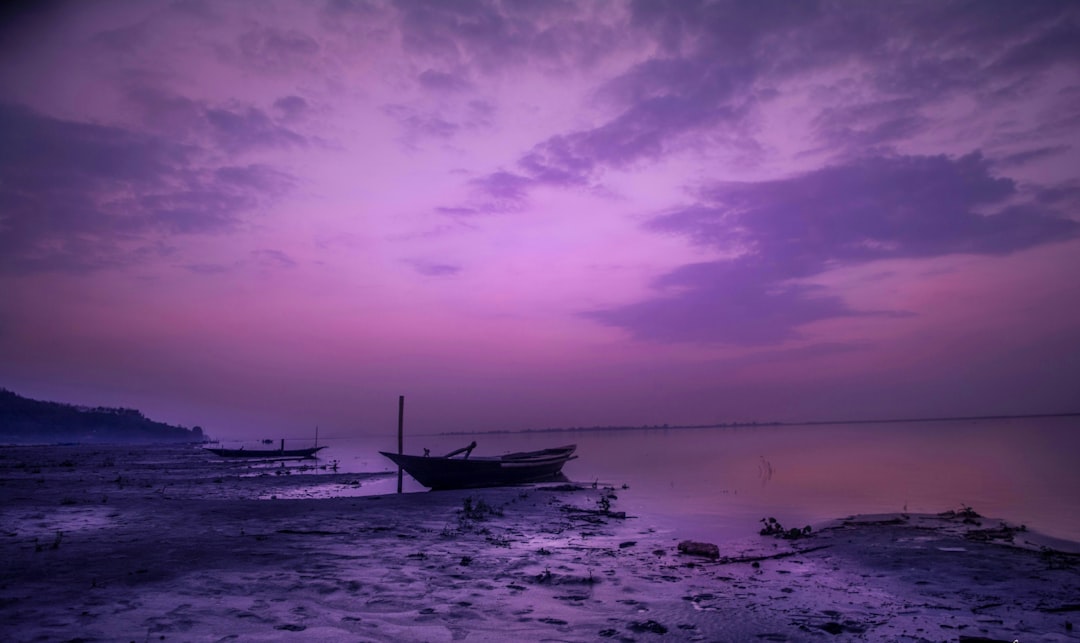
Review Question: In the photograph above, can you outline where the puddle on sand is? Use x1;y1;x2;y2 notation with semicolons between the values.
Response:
3;505;118;540
258;472;397;500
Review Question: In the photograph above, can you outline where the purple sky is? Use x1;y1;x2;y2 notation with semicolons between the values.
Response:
2;1;1079;438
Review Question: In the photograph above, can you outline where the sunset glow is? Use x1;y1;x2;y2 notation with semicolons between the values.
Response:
2;1;1078;437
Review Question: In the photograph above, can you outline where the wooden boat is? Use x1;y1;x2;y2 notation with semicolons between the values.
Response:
380;442;577;489
203;445;326;459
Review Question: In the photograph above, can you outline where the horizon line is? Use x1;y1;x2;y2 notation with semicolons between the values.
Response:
433;410;1080;436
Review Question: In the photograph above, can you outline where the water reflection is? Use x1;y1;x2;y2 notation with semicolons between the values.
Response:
318;416;1080;544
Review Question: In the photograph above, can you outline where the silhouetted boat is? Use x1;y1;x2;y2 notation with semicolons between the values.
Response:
380;442;577;489
203;445;326;459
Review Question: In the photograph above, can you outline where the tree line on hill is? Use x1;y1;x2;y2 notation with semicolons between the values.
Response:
0;388;204;444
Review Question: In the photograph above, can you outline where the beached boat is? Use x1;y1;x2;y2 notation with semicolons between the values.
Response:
380;443;577;489
203;445;326;459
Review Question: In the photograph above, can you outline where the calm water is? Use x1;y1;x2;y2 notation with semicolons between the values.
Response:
307;416;1080;545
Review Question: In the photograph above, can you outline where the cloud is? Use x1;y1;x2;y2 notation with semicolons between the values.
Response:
393;0;625;73
0;102;294;274
273;95;310;120
205;106;306;151
253;249;297;269
586;153;1080;344
435;206;480;217
417;69;471;93
588;259;856;345
123;85;308;153
381;103;468;150
236;26;320;71
992;145;1072;168
124;85;207;137
468;170;532;205
183;262;232;275
407;260;461;277
214;164;294;195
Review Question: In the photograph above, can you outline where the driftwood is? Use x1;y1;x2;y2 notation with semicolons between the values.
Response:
713;544;832;565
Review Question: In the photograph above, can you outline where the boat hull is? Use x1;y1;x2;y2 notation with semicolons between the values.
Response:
204;446;326;459
381;445;576;490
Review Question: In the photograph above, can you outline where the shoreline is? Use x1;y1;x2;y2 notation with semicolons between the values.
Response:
2;444;1078;641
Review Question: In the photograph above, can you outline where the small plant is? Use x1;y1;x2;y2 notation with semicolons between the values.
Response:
759;517;812;539
461;496;501;520
957;504;980;519
939;504;982;524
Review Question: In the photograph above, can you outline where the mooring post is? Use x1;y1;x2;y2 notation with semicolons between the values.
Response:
397;395;405;494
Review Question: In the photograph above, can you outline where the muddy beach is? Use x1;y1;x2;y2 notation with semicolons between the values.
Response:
1;444;1078;642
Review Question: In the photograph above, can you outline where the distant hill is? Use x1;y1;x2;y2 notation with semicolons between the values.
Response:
0;388;204;444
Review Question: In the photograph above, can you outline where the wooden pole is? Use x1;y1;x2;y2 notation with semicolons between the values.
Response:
397;395;405;494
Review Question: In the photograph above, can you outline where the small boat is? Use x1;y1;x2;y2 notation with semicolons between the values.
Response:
203;445;326;459
380;442;577;490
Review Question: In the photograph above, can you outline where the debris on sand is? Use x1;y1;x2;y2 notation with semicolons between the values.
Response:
677;539;719;559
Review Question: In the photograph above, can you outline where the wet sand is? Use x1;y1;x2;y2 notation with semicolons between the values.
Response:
1;444;1078;641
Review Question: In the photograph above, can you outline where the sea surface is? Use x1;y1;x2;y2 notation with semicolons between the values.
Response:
280;415;1080;545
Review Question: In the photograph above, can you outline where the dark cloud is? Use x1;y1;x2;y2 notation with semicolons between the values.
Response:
812;99;930;153
124;86;307;152
588;259;856;345
985;9;1080;73
421;1;1077;229
517;135;595;187
466;99;495;125
461;56;757;209
125;85;206;136
661;154;1069;269
137;188;250;234
583;1;1080;170
0;103;294;274
253;249;297;269
214;164;293;196
408;260;461;277
1034;183;1080;207
382;103;463;147
169;0;216;20
205;107;306;151
237;26;320;71
393;0;622;73
466;171;532;212
993;145;1072;168
183;262;231;275
587;153;1080;344
93;22;147;53
417;69;472;93
273;95;309;120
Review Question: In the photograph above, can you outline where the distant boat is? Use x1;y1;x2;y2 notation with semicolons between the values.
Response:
380;442;577;490
203;445;326;459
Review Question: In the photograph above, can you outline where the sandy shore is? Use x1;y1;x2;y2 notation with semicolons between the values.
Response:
1;444;1078;642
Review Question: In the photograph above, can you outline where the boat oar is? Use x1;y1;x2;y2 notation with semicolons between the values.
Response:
443;441;477;459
